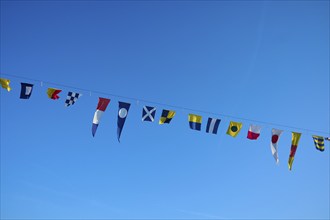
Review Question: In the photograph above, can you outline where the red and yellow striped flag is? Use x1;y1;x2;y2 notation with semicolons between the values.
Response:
288;132;301;171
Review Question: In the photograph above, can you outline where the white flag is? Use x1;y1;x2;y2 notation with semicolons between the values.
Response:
270;128;283;164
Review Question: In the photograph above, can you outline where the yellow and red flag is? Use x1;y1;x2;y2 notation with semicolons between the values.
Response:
47;88;62;100
288;132;301;171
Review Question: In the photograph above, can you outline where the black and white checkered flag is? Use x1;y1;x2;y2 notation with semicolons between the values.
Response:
65;92;82;107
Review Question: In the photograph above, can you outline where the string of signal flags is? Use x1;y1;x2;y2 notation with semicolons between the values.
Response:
1;75;329;171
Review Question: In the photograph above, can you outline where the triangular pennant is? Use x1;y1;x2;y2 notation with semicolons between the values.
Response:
288;132;302;171
117;101;131;142
92;97;110;137
270;128;283;164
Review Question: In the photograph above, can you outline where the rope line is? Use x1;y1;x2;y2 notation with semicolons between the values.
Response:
1;73;329;135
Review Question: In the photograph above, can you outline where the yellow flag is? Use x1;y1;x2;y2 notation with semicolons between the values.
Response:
226;121;242;137
0;78;11;92
288;132;301;171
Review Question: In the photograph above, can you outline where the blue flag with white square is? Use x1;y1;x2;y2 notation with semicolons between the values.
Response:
142;106;156;122
206;117;221;134
20;83;34;99
117;101;131;142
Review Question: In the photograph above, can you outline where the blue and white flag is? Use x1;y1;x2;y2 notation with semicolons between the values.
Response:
20;83;34;99
65;92;82;107
117;101;131;142
142;106;156;122
206;117;221;134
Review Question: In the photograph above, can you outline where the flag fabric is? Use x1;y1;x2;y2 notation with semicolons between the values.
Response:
270;128;283;164
0;78;11;92
47;88;62;100
247;124;261;140
20;83;34;99
188;114;202;131
142;106;156;122
159;109;176;124
92;97;110;137
226;121;243;137
312;135;325;152
117;101;131;142
65;92;82;107
206;117;221;134
288;132;302;171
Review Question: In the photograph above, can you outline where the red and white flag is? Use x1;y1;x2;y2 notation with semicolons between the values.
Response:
270;128;283;164
247;124;261;140
92;97;110;137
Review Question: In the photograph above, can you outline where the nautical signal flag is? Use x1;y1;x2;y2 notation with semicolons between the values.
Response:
117;101;131;142
20;83;34;99
47;88;62;100
226;121;242;137
270;128;283;164
188;114;202;131
92;97;110;137
0;78;11;92
65;92;82;107
206;117;221;134
288;132;301;171
312;135;325;152
247;124;261;140
142;106;156;122
159;109;176;124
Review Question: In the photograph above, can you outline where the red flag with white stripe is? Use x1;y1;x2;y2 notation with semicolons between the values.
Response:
247;124;261;140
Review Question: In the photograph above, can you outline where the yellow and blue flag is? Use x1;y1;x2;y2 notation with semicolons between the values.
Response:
312;135;325;152
188;114;202;131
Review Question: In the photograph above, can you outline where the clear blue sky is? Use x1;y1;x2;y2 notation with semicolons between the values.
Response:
1;1;329;219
